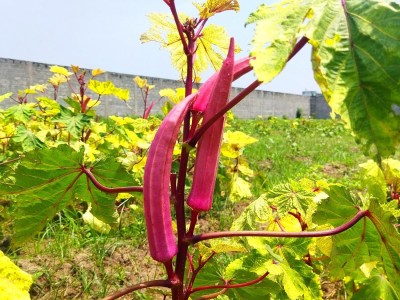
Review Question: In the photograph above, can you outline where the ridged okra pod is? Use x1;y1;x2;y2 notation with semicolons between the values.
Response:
187;39;235;212
143;94;196;263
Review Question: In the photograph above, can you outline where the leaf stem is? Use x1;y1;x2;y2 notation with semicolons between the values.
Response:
188;80;262;147
188;210;368;244
190;271;269;295
167;0;189;55
287;36;309;61
101;279;172;300
82;167;143;193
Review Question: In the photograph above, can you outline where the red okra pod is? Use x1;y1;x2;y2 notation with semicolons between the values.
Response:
187;38;235;212
192;55;253;113
143;93;196;263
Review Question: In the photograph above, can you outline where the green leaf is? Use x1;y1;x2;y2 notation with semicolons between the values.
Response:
52;105;92;138
231;195;274;231
313;185;361;227
247;0;316;84
326;200;400;294
309;0;400;159
224;251;281;299
269;238;322;300
12;125;46;152
353;272;399;300
249;0;400;159
5;105;36;123
76;156;137;220
64;97;83;113
0;145;85;243
191;255;227;298
266;181;316;218
0;145;133;244
223;239;321;300
280;259;322;300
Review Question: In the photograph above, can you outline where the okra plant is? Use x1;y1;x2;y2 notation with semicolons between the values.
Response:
1;0;400;299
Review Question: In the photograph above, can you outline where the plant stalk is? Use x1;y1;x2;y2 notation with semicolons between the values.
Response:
188;210;367;244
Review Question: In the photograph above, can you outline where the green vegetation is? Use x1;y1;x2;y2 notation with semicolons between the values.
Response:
232;117;363;191
0;0;399;299
2;117;365;299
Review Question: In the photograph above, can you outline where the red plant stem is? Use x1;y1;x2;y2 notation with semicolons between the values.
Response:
185;251;216;297
101;279;172;300
188;210;368;244
167;0;189;55
165;260;177;281
0;156;21;166
287;36;309;61
188;80;262;147
173;145;191;294
275;218;286;232
288;211;308;231
82;167;143;193
194;18;208;40
187;210;199;237
195;287;228;300
190;271;270;295
170;5;199;300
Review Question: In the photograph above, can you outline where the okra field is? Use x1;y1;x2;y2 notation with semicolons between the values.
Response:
0;0;399;299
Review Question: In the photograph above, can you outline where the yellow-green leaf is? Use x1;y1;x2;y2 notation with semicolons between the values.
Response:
221;130;258;158
159;87;192;104
229;175;252;202
88;80;115;95
134;76;152;89
71;65;80;73
49;65;72;77
359;159;387;203
113;87;130;101
141;13;240;77
247;0;314;84
209;238;246;254
82;207;111;234
29;84;47;93
360;261;379;278
194;0;240;19
0;92;13;103
0;250;33;300
382;158;400;187
92;68;106;77
48;73;68;86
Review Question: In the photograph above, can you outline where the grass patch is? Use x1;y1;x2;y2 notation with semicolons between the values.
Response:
231;117;363;193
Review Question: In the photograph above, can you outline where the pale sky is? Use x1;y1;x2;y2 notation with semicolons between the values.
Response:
0;0;321;95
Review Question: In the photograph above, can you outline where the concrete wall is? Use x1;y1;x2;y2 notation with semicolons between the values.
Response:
0;58;330;119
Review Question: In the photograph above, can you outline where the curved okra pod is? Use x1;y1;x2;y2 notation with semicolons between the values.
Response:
187;38;235;212
143;93;196;263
